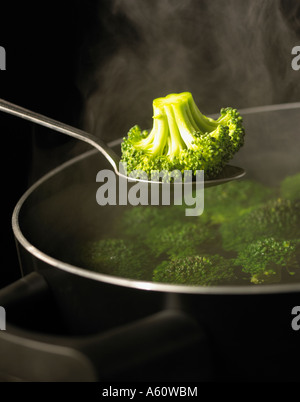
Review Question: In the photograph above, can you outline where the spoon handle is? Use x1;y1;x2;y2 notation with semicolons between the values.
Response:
0;98;120;173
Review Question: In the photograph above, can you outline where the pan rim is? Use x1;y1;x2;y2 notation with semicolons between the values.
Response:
12;102;300;295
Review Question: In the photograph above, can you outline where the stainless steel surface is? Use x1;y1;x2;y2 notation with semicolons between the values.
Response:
0;98;120;176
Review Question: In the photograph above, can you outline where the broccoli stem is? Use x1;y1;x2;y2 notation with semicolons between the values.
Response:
136;108;168;156
187;94;218;132
172;103;198;149
163;105;186;157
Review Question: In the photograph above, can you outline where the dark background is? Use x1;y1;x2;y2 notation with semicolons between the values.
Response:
0;2;86;287
0;0;300;288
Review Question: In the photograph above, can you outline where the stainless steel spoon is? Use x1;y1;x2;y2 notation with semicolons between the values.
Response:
0;98;245;186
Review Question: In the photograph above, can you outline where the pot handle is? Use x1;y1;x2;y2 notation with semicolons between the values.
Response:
0;272;213;381
0;272;52;330
75;308;212;382
0;272;49;306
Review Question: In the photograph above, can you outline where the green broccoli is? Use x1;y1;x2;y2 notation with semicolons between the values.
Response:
153;255;237;286
234;237;300;285
121;92;245;180
203;179;276;224
145;221;215;258
220;198;300;251
80;238;153;280
280;172;300;201
120;204;187;240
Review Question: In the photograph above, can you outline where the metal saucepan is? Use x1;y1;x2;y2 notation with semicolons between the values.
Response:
1;103;300;382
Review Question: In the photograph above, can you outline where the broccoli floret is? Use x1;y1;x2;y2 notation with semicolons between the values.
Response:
145;221;215;258
120;205;187;240
80;238;152;280
234;237;300;285
121;92;245;180
280;172;300;201
204;179;276;224
119;204;215;258
220;198;300;251
153;255;237;286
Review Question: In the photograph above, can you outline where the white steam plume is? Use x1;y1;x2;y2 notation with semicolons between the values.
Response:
77;0;300;141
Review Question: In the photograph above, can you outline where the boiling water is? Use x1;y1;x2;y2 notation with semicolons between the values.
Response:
78;173;300;287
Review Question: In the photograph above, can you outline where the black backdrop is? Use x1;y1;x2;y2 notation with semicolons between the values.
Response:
0;2;87;287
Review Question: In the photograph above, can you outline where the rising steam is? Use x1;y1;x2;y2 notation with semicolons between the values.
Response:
76;0;300;142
